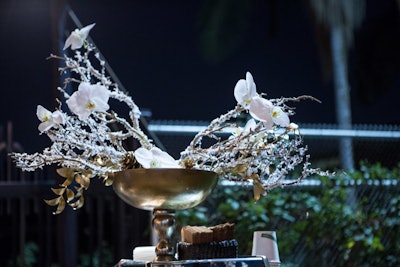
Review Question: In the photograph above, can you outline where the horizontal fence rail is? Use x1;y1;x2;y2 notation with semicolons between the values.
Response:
148;122;400;139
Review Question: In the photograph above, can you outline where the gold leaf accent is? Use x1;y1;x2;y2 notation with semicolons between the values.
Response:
120;151;136;169
103;172;114;186
232;164;248;176
70;195;84;210
66;188;75;203
51;187;65;196
248;173;259;180
75;174;90;189
75;174;83;186
60;175;74;187
253;179;266;202
74;186;83;197
181;157;195;169
53;197;66;215
81;169;93;180
94;154;108;166
44;197;60;206
104;178;113;186
56;167;75;178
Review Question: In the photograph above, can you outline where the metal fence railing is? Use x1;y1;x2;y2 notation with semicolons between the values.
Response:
147;121;400;168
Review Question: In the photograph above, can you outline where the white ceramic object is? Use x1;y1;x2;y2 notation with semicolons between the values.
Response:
251;231;280;266
133;246;156;262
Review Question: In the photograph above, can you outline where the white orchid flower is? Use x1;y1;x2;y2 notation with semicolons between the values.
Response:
248;96;274;129
234;72;290;129
271;106;290;127
63;23;95;50
233;118;257;136
66;82;110;121
243;118;257;132
249;99;290;129
234;71;257;108
36;105;65;133
134;147;181;168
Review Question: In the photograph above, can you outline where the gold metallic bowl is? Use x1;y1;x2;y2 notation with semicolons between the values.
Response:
112;168;218;211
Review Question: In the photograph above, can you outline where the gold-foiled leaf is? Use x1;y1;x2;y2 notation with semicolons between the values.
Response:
51;187;66;196
82;170;93;187
70;195;84;210
181;157;195;169
94;155;107;166
75;174;83;186
74;186;83;197
69;201;78;209
253;180;266;202
56;167;75;178
81;169;93;179
76;196;85;209
232;164;248;176
44;196;60;206
248;173;259;180
75;173;90;189
60;175;74;187
119;151;136;169
103;173;114;186
66;188;75;203
53;197;66;215
104;178;114;186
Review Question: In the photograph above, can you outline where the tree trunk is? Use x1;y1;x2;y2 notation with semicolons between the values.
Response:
330;25;354;170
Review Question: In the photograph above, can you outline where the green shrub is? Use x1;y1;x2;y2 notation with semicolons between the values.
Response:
177;162;400;266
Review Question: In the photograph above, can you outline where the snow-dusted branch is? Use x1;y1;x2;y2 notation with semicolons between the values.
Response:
10;23;332;214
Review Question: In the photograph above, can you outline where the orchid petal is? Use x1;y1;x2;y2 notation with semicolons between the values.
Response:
262;119;274;130
249;96;273;122
234;72;257;107
52;110;66;125
271;106;290;127
63;23;95;50
36;105;65;133
134;147;153;168
151;147;181;168
134;147;181;168
245;72;257;97
36;105;51;122
234;79;248;106
38;121;53;133
63;33;80;50
243;118;257;132
79;23;96;39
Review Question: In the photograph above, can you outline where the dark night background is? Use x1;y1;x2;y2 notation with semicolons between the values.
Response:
0;0;399;154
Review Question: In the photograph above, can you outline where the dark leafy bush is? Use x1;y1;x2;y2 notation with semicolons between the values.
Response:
176;162;400;266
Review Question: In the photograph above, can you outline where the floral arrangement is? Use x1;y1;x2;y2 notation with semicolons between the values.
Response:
11;24;330;214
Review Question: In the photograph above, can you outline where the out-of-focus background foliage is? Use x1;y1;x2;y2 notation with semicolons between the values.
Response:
177;162;400;266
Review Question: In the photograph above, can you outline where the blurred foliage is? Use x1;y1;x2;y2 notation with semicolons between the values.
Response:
6;241;113;267
7;242;39;267
78;241;114;267
176;161;400;266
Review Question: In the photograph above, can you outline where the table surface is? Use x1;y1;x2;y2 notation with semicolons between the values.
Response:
114;256;270;267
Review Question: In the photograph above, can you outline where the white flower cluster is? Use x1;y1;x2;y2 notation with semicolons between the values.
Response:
179;76;328;198
11;24;330;212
